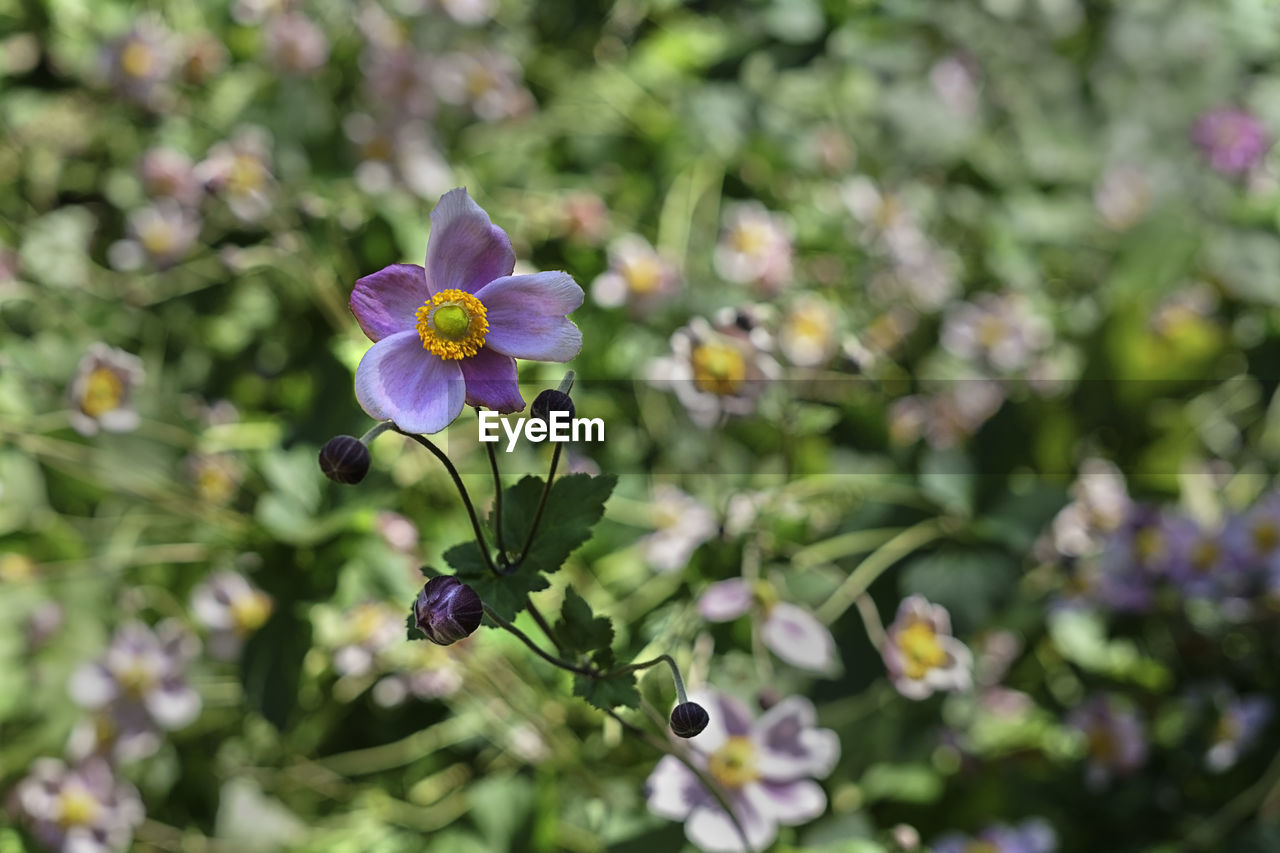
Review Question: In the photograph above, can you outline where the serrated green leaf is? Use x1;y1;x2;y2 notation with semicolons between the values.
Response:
573;670;640;711
554;588;614;655
497;473;616;573
444;540;549;622
405;611;423;642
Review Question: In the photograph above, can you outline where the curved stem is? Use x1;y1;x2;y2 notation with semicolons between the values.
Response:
360;421;395;444
525;599;566;656
396;428;498;577
482;603;595;677
517;442;562;565
608;654;687;704
815;518;944;625
484;438;509;564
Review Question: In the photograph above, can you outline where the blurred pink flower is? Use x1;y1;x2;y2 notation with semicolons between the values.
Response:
68;344;144;437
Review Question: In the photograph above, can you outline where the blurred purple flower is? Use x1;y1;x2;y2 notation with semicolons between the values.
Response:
883;595;972;700
124;202;201;269
933;819;1057;853
361;47;437;119
191;572;273;661
714;202;793;293
888;382;1003;450
68;344;144;437
263;12;329;74
1046;458;1131;560
699;578;837;673
649;309;779;428
641;484;717;572
197;126;274;222
344;113;453;199
138;148;202;207
940;292;1052;375
10;757;144;852
330;602;404;677
67;621;201;760
1094;166;1152;231
433;50;534;122
591;234;680;313
103;21;174;106
645;689;839;852
1207;694;1272;773
1192;108;1270;175
1068;694;1147;788
185;452;243;506
179;32;229;85
349;188;582;434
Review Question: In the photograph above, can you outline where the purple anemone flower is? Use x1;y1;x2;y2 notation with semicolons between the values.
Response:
882;595;972;700
645;689;839;852
350;188;583;434
1068;694;1148;788
11;757;144;852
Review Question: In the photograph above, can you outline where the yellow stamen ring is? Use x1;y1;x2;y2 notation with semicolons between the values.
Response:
414;289;489;360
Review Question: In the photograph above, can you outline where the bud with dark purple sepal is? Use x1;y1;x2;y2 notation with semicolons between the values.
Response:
531;389;575;424
413;576;483;645
669;701;710;738
319;435;371;484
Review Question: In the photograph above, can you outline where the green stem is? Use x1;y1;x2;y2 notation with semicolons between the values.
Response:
396;428;498;577
815;518;944;625
484;436;509;564
360;421;395;444
525;599;566;656
516;441;562;566
482;603;594;677
607;654;687;704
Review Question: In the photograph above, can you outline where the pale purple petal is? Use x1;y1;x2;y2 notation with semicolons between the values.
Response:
475;272;584;362
746;779;827;825
145;682;201;729
685;793;777;853
460;346;525;413
698;579;753;622
425;188;515;295
645;755;711;820
752;696;841;781
68;663;118;709
686;688;754;754
350;264;429;342
761;603;837;672
354;330;465;434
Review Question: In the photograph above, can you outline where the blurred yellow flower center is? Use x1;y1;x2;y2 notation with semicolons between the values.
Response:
691;342;747;395
623;256;662;294
1134;527;1165;566
964;843;1000;853
1087;724;1116;760
977;315;1006;349
0;552;36;582
228;154;266;195
1192;539;1220;574
416;289;488;360
56;787;101;828
81;367;125;417
1253;520;1278;554
752;579;779;612
896;619;946;680
731;222;771;255
231;592;272;633
120;41;154;78
708;736;760;789
116;661;157;696
138;220;176;256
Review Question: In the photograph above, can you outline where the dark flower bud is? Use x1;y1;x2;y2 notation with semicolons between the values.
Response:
319;435;370;484
413;576;483;645
669;701;710;738
531;389;575;423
